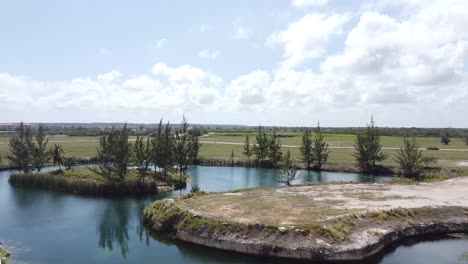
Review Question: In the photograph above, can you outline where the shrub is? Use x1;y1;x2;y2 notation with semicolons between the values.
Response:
426;146;439;150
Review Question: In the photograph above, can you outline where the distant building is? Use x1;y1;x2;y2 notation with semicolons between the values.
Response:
0;123;37;132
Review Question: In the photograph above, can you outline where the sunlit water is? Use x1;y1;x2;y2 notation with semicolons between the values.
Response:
0;166;466;264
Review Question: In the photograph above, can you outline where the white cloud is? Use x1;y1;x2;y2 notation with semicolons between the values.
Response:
268;13;350;68
292;0;328;8
198;49;220;60
155;38;167;49
233;26;252;40
224;70;270;107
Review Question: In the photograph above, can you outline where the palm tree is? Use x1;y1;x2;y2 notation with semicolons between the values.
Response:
50;144;65;171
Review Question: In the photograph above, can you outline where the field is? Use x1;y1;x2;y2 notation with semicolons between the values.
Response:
1;132;468;168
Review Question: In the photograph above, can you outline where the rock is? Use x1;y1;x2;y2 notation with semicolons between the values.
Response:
278;227;286;233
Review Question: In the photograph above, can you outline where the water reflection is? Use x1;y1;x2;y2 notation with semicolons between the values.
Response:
96;200;131;259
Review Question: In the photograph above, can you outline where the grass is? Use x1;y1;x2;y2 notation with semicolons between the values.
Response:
9;167;186;196
0;133;467;169
0;246;9;264
145;183;468;243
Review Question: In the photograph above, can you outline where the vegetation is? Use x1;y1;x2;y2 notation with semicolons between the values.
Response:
50;144;65;171
242;135;252;158
394;136;425;180
441;133;451;145
268;129;283;167
33;125;49;172
7;122;35;172
251;126;270;165
299;127;313;169
353;117;387;173
133;136;151;181
0;246;9;264
311;122;329;170
9;167;186;196
277;150;299;186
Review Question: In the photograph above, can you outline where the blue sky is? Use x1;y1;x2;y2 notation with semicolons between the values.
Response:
0;0;467;127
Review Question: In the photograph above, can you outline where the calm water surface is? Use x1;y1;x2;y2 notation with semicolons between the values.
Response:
0;166;466;264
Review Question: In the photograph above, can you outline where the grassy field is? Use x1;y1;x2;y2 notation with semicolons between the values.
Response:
1;132;467;168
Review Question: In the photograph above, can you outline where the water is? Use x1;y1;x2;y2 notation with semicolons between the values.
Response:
0;166;466;264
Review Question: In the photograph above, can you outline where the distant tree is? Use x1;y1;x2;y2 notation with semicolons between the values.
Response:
300;128;313;170
268;129;283;167
441;133;451;145
188;127;202;164
277;150;299;186
33;124;49;172
353;117;387;173
7;122;35;173
311;122;329;170
133;136;151;181
394;136;424;180
64;156;77;170
50;144;65;171
230;149;235;165
252;126;269;166
242;135;252;158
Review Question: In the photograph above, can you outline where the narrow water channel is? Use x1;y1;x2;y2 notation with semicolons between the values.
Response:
0;166;466;264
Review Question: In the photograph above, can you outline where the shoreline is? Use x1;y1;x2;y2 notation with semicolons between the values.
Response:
7;168;184;197
144;178;468;261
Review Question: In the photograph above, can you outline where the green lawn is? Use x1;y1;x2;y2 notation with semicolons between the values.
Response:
1;133;467;168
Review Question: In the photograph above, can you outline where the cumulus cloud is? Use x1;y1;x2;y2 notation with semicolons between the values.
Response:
198;49;220;60
292;0;329;8
1;0;467;126
268;13;350;68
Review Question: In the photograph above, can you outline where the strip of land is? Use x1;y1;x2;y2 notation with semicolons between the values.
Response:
144;178;468;261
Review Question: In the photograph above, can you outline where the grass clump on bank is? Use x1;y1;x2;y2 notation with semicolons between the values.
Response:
0;246;9;264
9;167;186;196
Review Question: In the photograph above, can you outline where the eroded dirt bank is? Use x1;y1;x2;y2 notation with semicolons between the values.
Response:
144;178;468;261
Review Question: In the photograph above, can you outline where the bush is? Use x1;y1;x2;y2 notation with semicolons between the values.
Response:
426;146;439;150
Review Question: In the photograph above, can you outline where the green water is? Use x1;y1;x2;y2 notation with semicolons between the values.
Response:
0;166;466;264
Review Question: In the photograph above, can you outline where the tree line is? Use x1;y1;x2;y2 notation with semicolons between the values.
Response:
243;117;437;182
93;116;202;183
6;117;203;185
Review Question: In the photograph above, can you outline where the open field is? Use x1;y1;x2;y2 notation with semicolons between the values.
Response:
1;132;467;167
179;177;468;227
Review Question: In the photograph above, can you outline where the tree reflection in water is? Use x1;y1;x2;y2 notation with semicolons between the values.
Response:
96;200;130;259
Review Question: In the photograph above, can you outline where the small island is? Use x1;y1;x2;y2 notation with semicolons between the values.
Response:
144;178;468;261
9;167;185;196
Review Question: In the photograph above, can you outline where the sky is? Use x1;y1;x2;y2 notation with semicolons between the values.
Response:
0;0;467;127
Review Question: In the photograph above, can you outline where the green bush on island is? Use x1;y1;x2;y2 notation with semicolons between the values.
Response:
9;167;187;196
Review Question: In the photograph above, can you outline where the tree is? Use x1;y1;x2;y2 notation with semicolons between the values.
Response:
268;129;283;167
353;117;387;173
188;127;202;164
64;156;77;170
50;144;65;171
252;126;269;166
230;149;235;165
33;124;49;172
174;115;191;177
7;122;34;173
277;150;299;186
133;136;151;181
242;135;252;158
394;136;424;180
441;133;451;145
311;122;329;170
94;124;131;182
300;128;313;169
